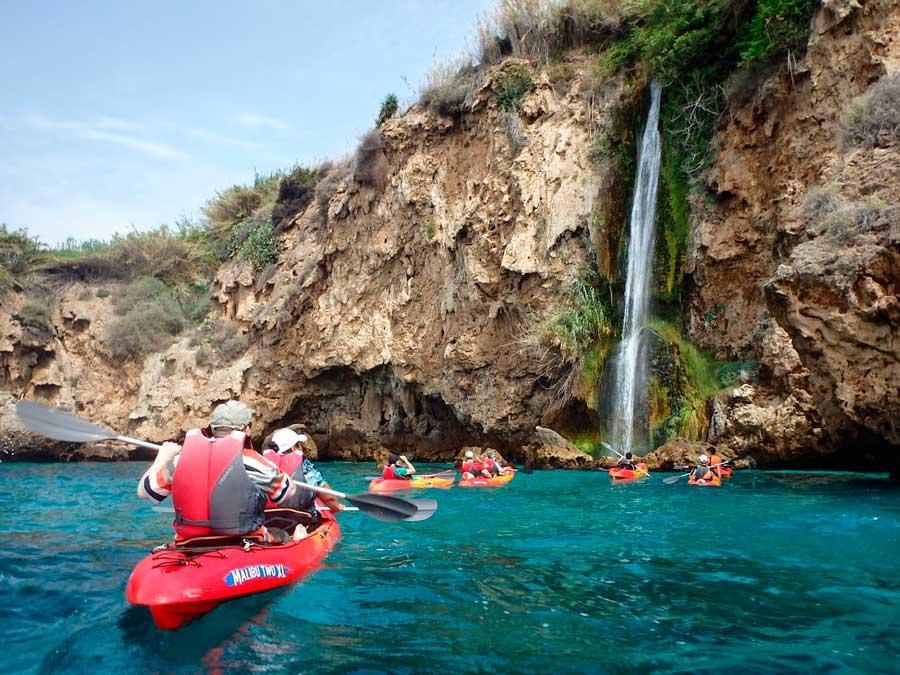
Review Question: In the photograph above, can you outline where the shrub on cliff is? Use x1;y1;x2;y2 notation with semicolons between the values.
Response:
495;63;534;111
189;318;250;366
315;159;352;213
376;93;399;127
843;74;900;150
0;225;47;292
352;129;388;187
227;219;284;274
14;297;55;342
419;62;477;117
104;302;184;360
737;0;815;64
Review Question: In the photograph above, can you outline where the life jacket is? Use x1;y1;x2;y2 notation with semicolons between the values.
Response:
460;460;475;475
262;449;308;509
171;429;266;539
383;464;398;479
709;454;723;476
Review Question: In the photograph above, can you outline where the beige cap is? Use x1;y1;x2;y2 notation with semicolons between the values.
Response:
210;400;254;430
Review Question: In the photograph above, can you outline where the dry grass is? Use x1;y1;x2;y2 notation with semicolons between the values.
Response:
419;61;480;117
476;0;624;66
843;73;900;150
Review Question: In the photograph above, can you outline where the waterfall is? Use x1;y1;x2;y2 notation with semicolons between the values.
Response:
610;81;663;454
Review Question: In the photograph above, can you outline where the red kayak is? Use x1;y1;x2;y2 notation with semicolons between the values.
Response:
608;463;649;483
126;506;340;630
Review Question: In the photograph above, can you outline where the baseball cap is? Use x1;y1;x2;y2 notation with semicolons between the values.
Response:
210;400;254;431
272;428;309;453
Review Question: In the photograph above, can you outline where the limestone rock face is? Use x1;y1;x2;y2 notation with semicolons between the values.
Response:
643;439;717;471
686;0;900;467
521;426;593;469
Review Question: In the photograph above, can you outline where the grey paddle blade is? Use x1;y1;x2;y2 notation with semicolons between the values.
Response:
15;400;117;443
405;498;438;522
345;493;419;522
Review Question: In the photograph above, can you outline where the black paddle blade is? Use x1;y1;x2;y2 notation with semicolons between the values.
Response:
405;499;438;522
15;400;117;443
345;493;419;522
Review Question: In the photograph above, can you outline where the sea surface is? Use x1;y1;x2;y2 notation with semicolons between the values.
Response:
0;462;898;673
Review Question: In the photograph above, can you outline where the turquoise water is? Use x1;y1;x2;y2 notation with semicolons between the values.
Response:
0;463;898;673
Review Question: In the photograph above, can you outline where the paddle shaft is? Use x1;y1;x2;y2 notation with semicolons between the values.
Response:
664;460;731;484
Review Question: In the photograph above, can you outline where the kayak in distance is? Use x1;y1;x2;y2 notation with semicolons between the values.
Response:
458;471;515;488
368;473;456;492
688;475;722;487
608;463;650;483
126;505;340;630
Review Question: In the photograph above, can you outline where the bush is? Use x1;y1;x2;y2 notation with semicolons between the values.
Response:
843;73;900;150
315;159;352;213
352;129;388;187
495;63;534;111
191;318;250;366
15;300;53;332
0;225;47;292
271;164;320;228
104;302;184;360
228;219;283;273
718;358;759;387
376;93;399;127
96;289;110;298
738;0;815;64
419;62;477;117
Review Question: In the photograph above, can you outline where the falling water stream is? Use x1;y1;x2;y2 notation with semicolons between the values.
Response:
611;81;663;453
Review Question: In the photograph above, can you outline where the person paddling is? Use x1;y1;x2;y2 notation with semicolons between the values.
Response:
383;453;416;480
617;451;637;471
461;450;491;479
485;449;511;476
708;450;725;478
136;400;308;544
262;428;343;538
691;454;715;483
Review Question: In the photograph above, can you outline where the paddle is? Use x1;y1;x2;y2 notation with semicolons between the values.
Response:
601;441;649;476
364;469;456;480
16;400;431;523
153;499;438;522
663;460;731;484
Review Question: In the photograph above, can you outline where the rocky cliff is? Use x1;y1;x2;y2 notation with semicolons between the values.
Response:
2;0;898;472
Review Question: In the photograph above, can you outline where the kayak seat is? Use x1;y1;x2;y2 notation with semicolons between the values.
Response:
263;508;315;536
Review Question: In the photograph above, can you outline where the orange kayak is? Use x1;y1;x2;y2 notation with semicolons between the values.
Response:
688;475;722;487
368;474;455;492
719;467;733;480
608;463;649;483
458;471;515;488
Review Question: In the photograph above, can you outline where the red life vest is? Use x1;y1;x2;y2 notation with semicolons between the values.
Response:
383;464;398;479
460;460;476;475
262;449;306;508
171;429;265;539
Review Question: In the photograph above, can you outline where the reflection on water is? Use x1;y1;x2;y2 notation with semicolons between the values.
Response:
1;462;898;673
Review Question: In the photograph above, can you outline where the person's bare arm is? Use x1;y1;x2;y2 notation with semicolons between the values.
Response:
137;442;181;500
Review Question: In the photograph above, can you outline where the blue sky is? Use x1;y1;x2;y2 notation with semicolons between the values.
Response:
0;0;493;244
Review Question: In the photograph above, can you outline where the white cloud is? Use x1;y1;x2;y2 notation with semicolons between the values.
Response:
235;112;290;131
22;113;187;160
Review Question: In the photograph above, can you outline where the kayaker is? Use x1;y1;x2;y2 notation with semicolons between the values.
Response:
617;451;637;471
485;449;511;476
461;450;491;479
136;400;308;544
383;453;416;480
691;454;714;482
708;450;724;478
262;427;344;534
